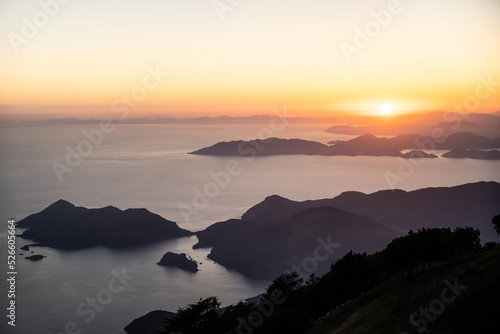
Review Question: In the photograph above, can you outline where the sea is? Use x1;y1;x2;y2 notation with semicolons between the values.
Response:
0;121;499;333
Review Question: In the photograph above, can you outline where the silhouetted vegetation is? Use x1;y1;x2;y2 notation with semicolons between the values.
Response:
492;215;500;234
382;227;481;278
159;227;497;334
160;297;258;334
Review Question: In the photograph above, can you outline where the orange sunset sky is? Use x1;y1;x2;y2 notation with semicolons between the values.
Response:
0;0;499;120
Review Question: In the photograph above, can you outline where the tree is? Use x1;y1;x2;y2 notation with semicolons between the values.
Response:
382;227;480;276
161;296;221;334
264;271;303;301
452;227;481;251
492;215;500;235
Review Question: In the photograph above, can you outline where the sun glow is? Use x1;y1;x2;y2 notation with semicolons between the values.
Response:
1;0;500;118
379;103;393;116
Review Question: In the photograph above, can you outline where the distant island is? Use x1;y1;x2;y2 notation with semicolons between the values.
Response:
36;114;318;125
325;132;500;150
17;200;192;250
442;148;500;160
324;111;500;137
399;150;438;159
190;132;500;158
157;252;199;273
27;111;500;136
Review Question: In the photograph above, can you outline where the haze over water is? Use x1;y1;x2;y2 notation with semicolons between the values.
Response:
0;121;498;334
2;123;499;231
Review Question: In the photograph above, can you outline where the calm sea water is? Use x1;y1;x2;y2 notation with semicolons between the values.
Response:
0;123;499;333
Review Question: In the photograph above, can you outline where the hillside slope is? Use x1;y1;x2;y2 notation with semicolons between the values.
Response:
306;245;500;334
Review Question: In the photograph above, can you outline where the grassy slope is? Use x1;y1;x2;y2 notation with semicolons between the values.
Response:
305;246;500;334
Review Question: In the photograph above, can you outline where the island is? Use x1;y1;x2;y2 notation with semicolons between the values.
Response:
442;148;500;160
157;252;199;273
327;132;500;150
25;255;45;261
16;200;193;250
190;132;500;158
190;137;335;156
399;150;438;159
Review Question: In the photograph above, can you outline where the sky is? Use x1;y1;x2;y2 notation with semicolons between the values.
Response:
0;0;499;120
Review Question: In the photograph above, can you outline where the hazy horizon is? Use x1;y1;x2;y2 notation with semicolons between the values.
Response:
1;108;499;123
1;0;500;120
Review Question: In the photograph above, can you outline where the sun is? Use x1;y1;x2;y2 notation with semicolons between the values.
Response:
379;103;393;116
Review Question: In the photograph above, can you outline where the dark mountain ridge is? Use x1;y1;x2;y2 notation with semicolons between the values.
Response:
202;206;398;279
194;181;500;279
17;200;192;249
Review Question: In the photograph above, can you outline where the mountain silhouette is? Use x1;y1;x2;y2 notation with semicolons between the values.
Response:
190;133;500;157
442;148;500;160
195;181;500;279
17;200;192;249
